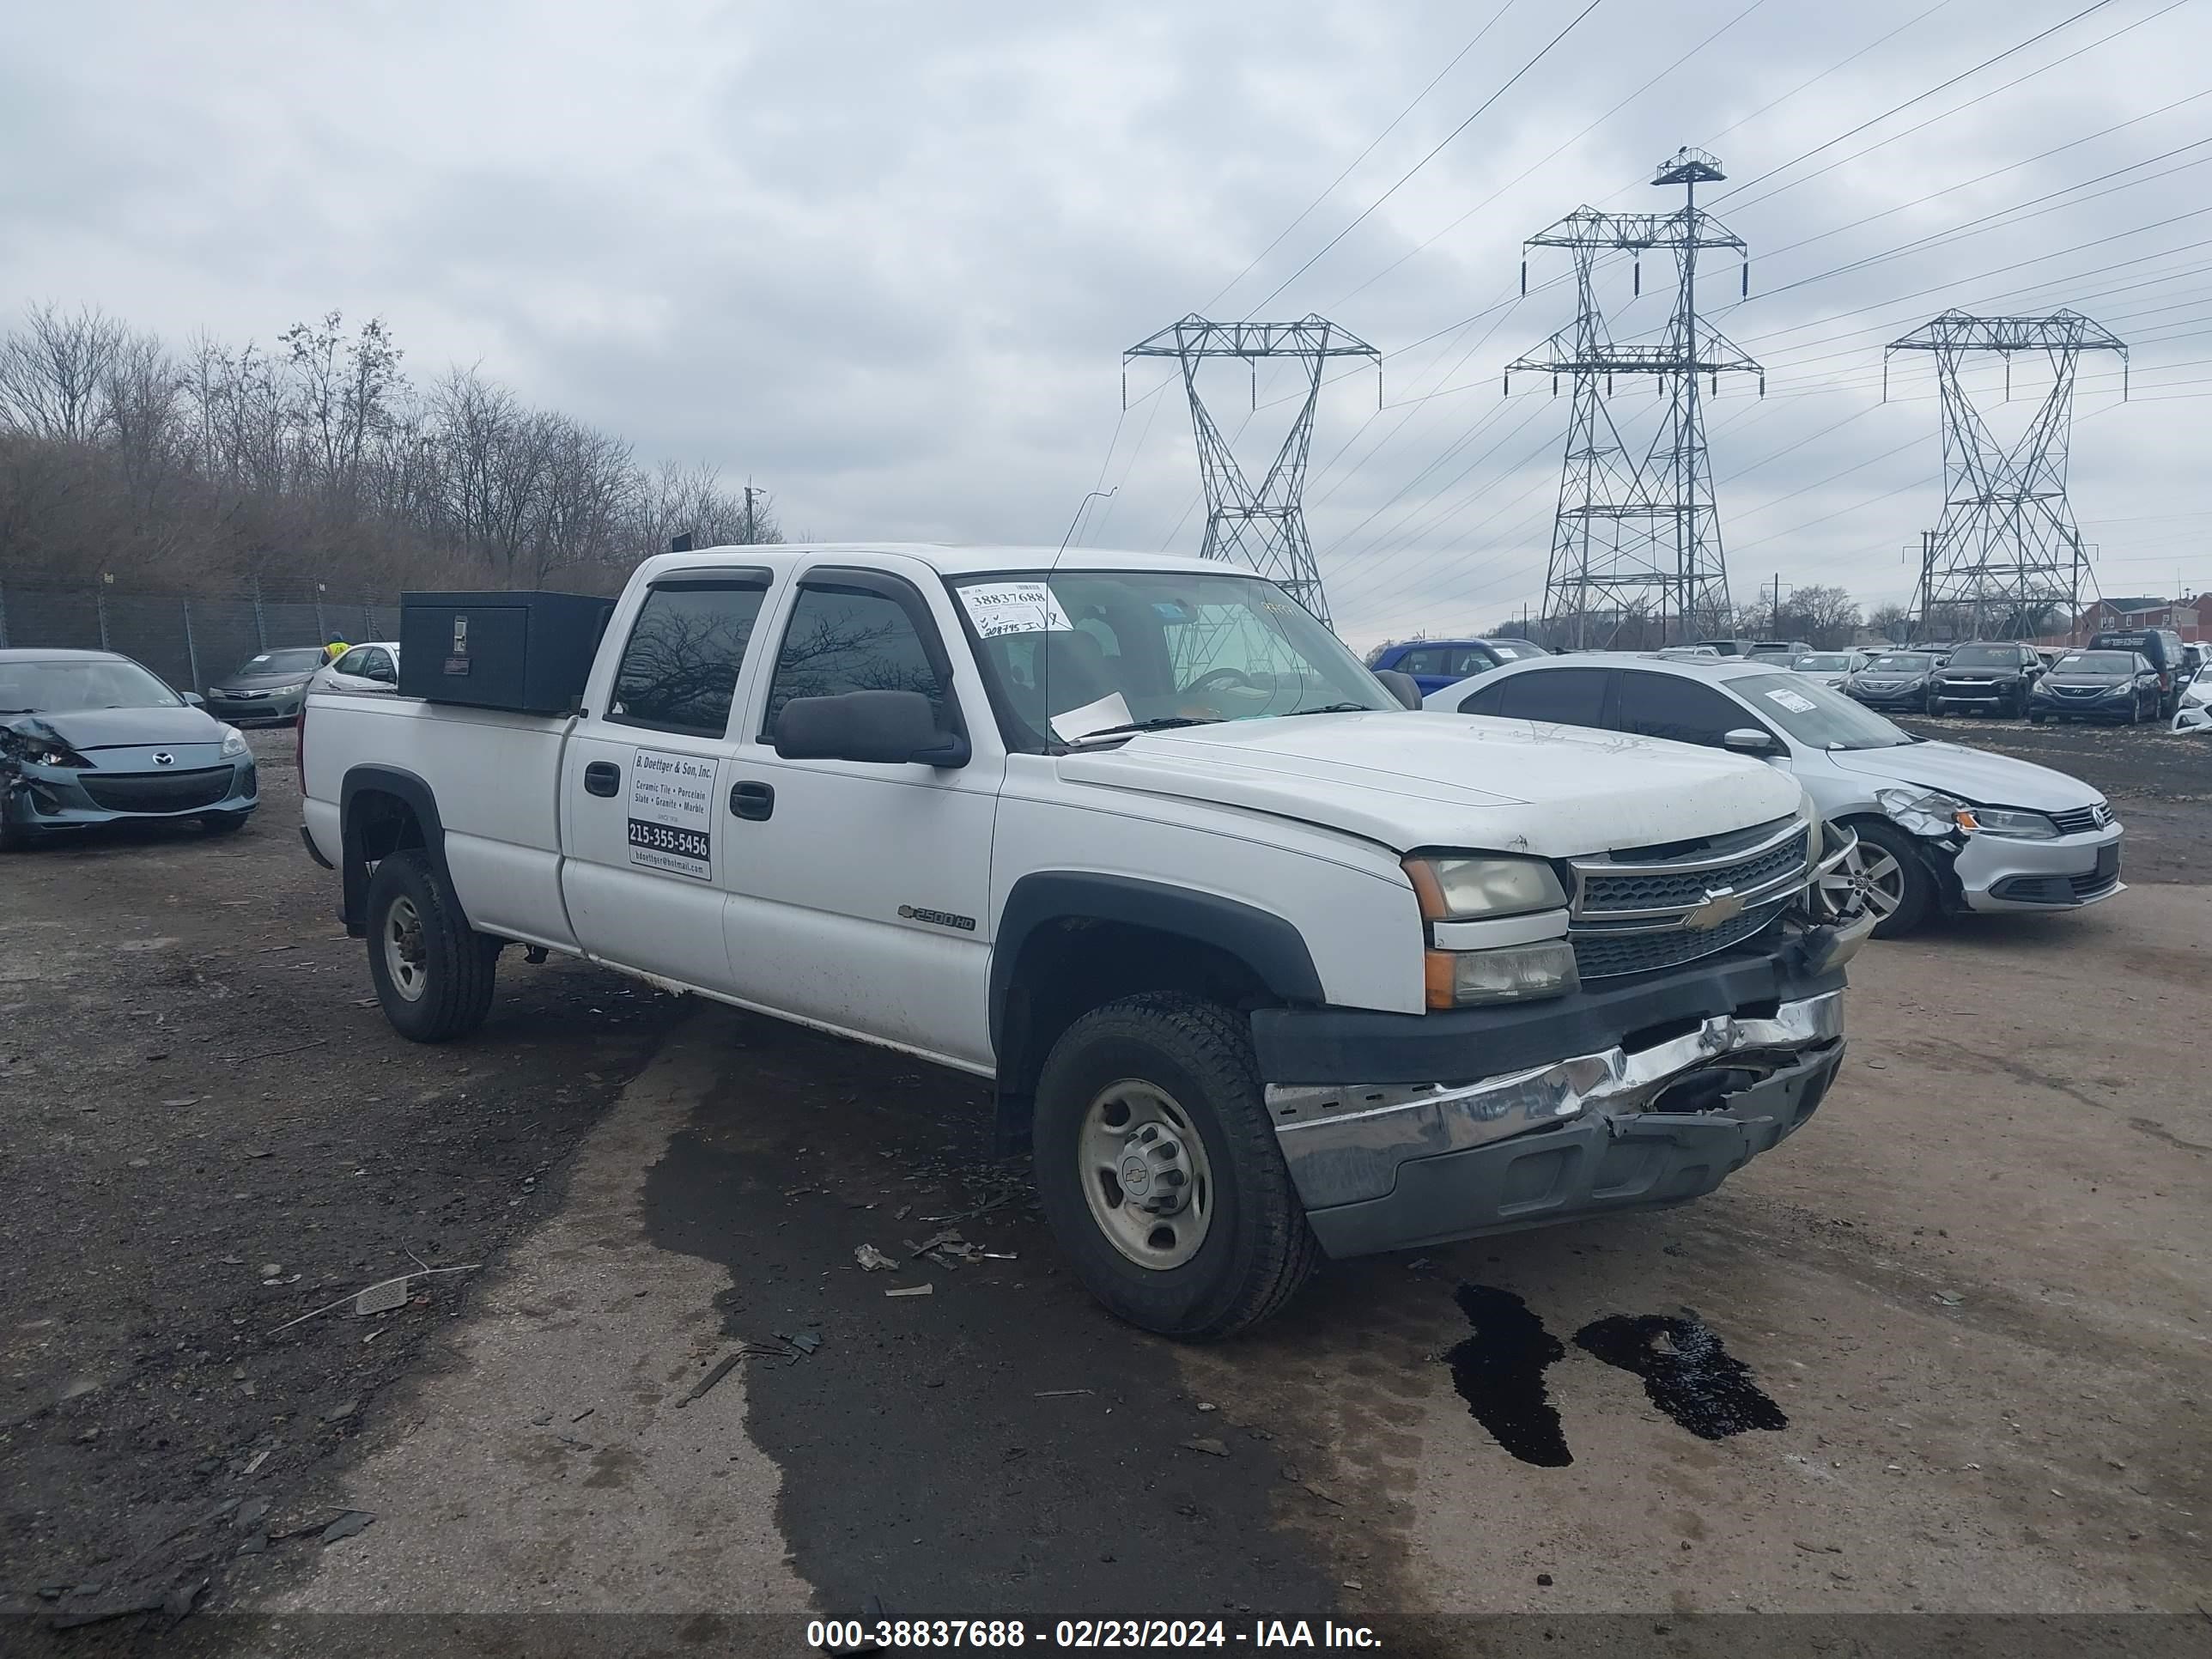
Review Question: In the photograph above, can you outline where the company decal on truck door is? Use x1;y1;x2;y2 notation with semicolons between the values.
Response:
627;748;714;879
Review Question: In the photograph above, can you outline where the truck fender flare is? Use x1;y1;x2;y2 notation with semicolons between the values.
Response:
988;871;1324;1058
338;765;452;934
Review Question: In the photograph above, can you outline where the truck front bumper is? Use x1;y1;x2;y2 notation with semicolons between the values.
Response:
1255;918;1866;1258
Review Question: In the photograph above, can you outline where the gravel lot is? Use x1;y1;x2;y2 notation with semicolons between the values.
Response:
2;719;2206;1643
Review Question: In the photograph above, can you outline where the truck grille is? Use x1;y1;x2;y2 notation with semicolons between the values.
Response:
1570;901;1789;980
2048;802;2112;835
1566;818;1811;982
81;767;233;812
1576;828;1809;914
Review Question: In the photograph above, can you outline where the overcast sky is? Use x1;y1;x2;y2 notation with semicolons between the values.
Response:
4;0;2206;647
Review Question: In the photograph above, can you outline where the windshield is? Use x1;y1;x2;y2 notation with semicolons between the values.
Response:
0;657;183;713
2055;652;2138;674
234;648;325;676
950;568;1393;748
1487;641;1538;660
1863;653;1932;672
1795;653;1851;671
1734;672;1911;750
1946;644;2017;667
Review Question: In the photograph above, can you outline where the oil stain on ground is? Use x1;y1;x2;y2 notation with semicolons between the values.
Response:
1573;1312;1788;1440
1444;1285;1571;1467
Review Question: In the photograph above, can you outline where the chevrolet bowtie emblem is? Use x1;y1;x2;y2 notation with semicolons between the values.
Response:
1681;888;1745;932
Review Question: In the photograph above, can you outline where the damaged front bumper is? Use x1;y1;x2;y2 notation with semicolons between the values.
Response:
1259;908;1869;1259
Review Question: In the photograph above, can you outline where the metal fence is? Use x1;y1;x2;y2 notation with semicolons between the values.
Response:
0;581;404;695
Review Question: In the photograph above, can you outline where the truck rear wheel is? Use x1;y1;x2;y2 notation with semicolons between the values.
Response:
1032;994;1318;1340
364;849;501;1042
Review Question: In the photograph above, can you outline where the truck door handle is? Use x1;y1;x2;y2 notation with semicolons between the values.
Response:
729;781;775;821
583;762;621;798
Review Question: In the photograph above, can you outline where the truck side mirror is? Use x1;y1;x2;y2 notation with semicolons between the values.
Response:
1373;669;1423;710
774;690;969;768
1723;726;1779;756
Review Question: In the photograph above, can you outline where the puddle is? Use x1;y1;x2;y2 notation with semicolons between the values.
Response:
1444;1285;1571;1468
1573;1312;1787;1440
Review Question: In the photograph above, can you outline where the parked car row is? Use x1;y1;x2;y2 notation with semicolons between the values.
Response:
1826;629;2197;724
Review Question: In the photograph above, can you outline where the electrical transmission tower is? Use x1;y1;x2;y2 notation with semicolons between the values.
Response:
1884;309;2127;640
1125;315;1380;625
1510;149;1763;646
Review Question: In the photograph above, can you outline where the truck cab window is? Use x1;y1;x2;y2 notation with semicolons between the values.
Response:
764;586;948;734
608;580;769;737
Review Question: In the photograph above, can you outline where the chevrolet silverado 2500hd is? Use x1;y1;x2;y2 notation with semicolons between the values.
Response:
300;545;1871;1337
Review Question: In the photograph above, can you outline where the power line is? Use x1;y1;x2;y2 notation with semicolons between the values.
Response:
1244;0;1609;315
1200;2;1521;313
1712;0;2121;204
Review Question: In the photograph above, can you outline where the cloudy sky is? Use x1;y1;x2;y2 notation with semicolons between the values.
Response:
4;0;2205;647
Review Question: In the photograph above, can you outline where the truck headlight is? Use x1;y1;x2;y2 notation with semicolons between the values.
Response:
1874;786;1972;837
1960;805;2058;840
1403;854;1567;921
1425;939;1580;1008
220;726;249;758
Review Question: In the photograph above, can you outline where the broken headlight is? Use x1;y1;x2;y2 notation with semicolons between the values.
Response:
1873;786;1970;837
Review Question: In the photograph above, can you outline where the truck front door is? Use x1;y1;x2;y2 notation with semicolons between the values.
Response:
559;571;774;992
718;565;1001;1070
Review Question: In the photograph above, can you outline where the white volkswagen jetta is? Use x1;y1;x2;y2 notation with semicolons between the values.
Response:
1426;653;2123;938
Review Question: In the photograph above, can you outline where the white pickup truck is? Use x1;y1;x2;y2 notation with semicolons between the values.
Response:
301;544;1870;1337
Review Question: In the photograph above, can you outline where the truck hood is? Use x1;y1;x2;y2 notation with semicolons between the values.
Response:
1823;739;2100;811
1055;712;1805;857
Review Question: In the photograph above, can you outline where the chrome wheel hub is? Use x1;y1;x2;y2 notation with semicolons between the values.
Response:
384;895;428;1001
1079;1080;1213;1270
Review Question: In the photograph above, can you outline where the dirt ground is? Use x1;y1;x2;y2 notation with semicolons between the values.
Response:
1;719;2207;1650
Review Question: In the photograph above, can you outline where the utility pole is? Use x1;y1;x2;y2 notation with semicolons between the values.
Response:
1511;148;1763;647
743;484;757;545
1886;309;2125;642
1125;315;1381;628
1769;573;1790;637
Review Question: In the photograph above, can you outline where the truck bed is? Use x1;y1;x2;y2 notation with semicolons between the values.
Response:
300;692;584;951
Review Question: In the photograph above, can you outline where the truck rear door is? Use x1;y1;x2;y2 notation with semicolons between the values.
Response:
558;569;775;992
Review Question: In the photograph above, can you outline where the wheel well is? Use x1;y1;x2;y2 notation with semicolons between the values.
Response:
349;787;426;866
992;919;1275;1153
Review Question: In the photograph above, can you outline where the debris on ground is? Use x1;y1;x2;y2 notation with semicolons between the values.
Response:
320;1510;375;1545
854;1243;898;1272
677;1354;743;1407
1932;1291;1963;1306
1035;1389;1094;1399
269;1261;483;1334
885;1284;934;1297
1180;1437;1230;1457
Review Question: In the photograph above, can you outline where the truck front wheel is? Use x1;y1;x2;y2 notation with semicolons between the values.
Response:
364;848;501;1042
1032;994;1319;1340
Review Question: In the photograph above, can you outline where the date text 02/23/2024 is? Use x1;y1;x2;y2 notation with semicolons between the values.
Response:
805;1620;1382;1650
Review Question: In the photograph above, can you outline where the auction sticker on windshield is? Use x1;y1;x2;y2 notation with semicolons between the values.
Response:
1764;687;1819;714
958;580;1072;638
628;748;714;879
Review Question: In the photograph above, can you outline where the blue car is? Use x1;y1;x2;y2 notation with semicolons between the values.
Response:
1367;636;1547;695
0;648;258;851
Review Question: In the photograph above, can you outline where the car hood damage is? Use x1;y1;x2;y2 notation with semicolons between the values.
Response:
6;706;228;751
1056;711;1805;856
1823;739;2100;811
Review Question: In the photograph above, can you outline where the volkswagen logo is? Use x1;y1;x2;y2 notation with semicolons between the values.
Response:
152;751;175;767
